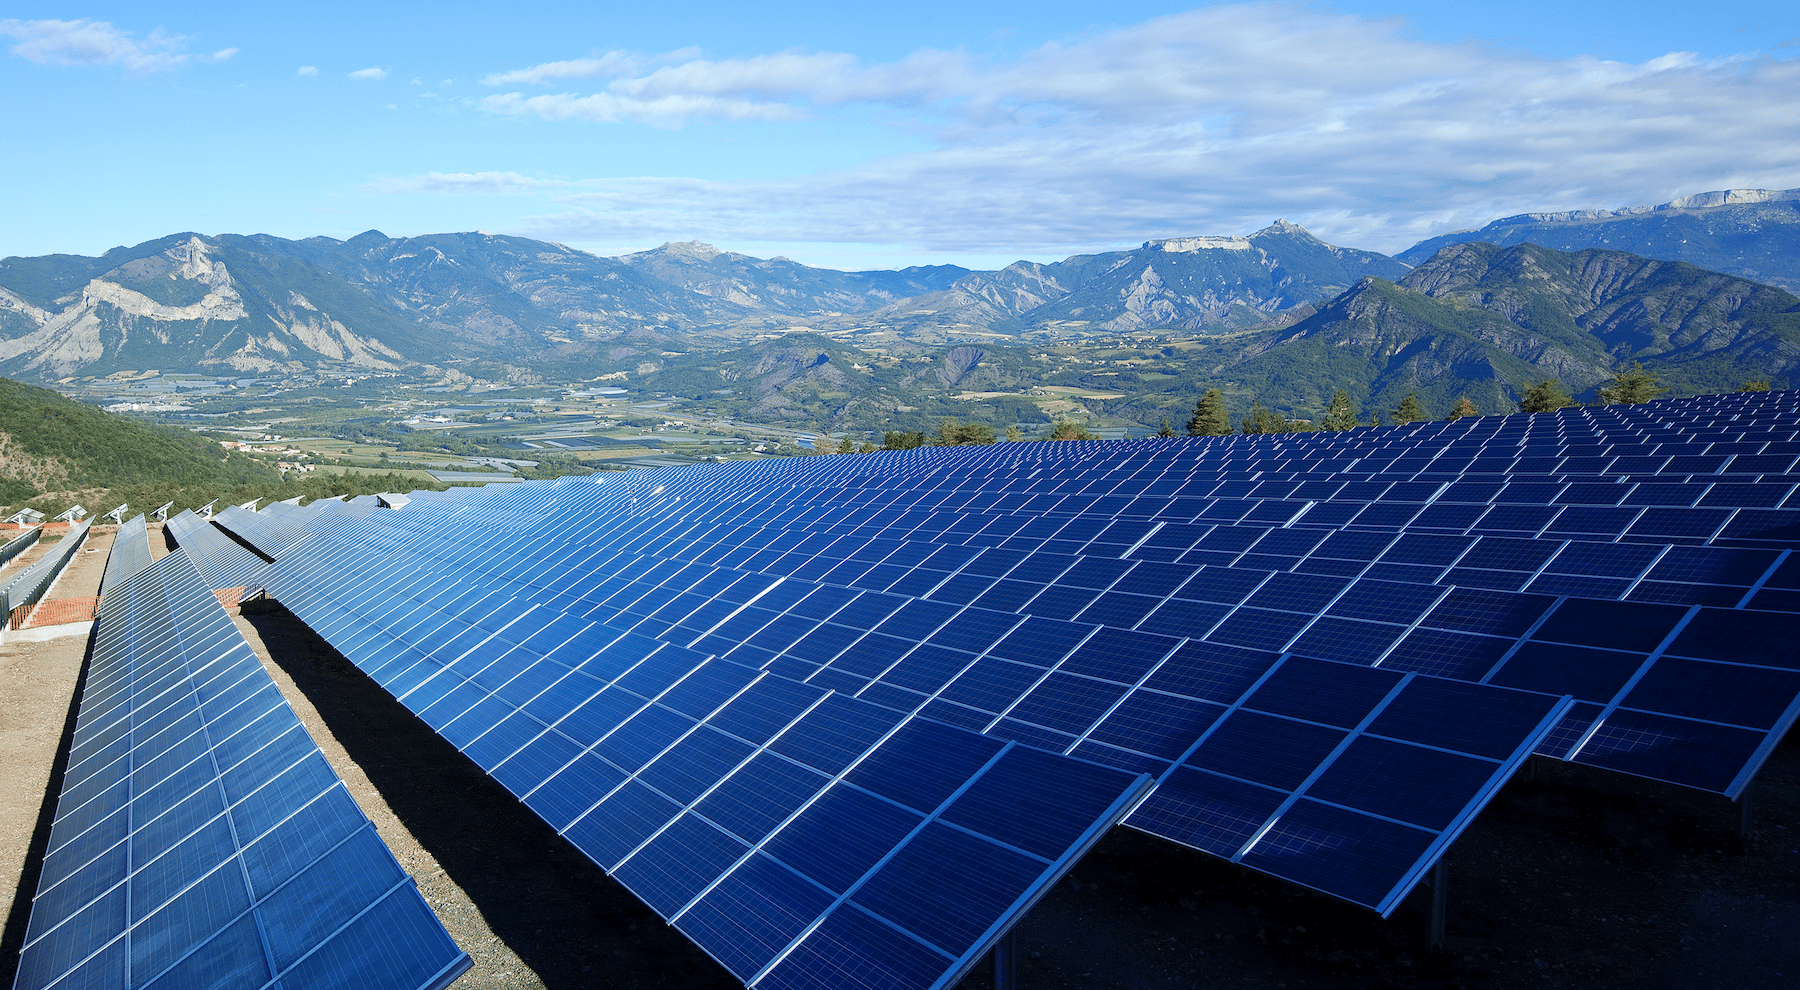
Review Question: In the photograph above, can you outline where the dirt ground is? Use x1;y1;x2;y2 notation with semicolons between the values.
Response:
2;556;1795;990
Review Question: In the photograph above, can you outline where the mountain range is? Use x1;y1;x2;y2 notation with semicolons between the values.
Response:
1147;241;1800;424
2;187;1798;423
1398;188;1800;291
0;220;1410;380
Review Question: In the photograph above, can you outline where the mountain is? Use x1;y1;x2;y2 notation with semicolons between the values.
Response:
619;241;968;316
0;374;277;505
0;234;433;380
1112;241;1800;425
0;225;1405;381
848;221;1410;338
1398;188;1800;291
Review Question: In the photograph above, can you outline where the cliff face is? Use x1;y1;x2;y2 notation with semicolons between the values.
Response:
0;235;414;379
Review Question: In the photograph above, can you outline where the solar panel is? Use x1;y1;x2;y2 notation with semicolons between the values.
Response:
212;505;312;559
99;514;152;599
163;511;273;593
12;548;470;990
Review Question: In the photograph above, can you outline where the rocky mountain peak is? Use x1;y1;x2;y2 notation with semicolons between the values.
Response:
1145;235;1252;253
654;241;724;260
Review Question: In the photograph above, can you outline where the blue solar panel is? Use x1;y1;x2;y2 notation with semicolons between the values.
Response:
12;549;468;990
99;515;153;599
163;511;272;594
213;389;1800;960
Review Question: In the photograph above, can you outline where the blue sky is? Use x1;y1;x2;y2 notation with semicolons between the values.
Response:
3;2;1796;270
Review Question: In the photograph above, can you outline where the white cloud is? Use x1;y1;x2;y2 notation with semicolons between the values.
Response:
481;46;699;86
433;4;1800;255
479;90;807;125
0;17;227;73
297;65;318;76
348;66;387;81
366;171;580;195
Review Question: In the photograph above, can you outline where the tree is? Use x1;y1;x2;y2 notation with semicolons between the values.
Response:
1320;388;1359;431
1517;379;1575;414
813;434;839;455
1157;417;1175;438
1240;401;1298;434
935;418;997;446
1005;425;1023;442
1739;379;1772;392
1446;396;1479;420
1187;389;1231;436
1595;362;1665;405
883;430;928;450
1392;393;1426;424
1047;419;1098;441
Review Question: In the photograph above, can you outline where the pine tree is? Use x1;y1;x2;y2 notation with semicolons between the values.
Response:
1005;425;1023;441
1187;389;1231;436
1320;388;1359;431
1595;362;1665;405
1157;417;1175;437
1048;419;1098;441
1446;396;1479;420
1739;379;1772;392
1518;379;1575;414
1392;393;1426;424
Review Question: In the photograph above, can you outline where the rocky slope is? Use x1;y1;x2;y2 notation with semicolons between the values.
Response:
855;221;1410;337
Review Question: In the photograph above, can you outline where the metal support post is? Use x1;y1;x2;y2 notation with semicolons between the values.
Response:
1425;858;1448;950
994;928;1017;990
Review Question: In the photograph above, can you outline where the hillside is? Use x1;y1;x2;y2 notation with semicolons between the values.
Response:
0;375;278;505
1095;241;1800;427
628;334;1051;438
1398;188;1800;291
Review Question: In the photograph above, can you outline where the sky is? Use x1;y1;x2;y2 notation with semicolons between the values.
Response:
2;1;1796;271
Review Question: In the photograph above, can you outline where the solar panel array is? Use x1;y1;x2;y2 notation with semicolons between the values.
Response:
12;548;470;990
165;389;1800;988
259;535;1177;989
0;527;40;569
0;520;90;616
